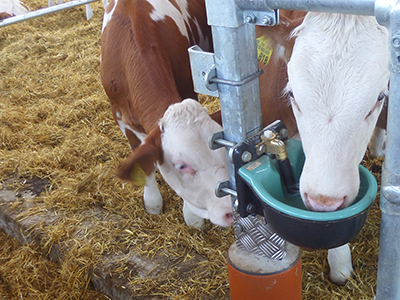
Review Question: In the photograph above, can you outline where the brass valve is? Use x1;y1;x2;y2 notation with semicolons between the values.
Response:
256;130;288;161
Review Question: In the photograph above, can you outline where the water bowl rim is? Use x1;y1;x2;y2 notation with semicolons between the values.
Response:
239;157;378;222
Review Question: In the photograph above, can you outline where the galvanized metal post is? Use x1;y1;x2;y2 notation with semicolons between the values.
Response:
205;0;263;185
375;1;400;298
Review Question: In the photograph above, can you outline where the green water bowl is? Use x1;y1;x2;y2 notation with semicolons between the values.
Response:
238;139;378;249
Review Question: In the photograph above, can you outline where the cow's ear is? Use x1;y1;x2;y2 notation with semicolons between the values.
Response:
210;110;222;126
116;126;163;185
256;10;306;63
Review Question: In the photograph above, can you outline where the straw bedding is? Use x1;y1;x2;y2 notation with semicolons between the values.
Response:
0;1;383;299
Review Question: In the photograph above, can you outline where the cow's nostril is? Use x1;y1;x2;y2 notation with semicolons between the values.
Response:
225;213;234;225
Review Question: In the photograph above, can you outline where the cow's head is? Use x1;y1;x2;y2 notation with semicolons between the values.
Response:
286;13;389;211
117;99;233;227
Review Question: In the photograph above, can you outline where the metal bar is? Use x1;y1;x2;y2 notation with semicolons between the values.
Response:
237;0;376;16
0;0;99;28
210;23;263;187
375;2;400;298
210;69;264;87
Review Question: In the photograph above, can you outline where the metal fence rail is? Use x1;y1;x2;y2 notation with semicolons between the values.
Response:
0;0;99;28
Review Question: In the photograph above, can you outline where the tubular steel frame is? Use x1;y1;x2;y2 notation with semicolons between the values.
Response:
202;0;400;298
0;0;99;28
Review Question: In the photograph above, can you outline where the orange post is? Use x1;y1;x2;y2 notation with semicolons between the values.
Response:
227;243;302;300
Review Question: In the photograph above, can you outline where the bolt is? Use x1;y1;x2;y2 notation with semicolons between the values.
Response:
262;15;274;26
245;14;256;23
233;199;239;211
246;203;256;214
280;128;289;139
241;151;252;162
258;144;266;153
264;130;274;139
392;37;400;48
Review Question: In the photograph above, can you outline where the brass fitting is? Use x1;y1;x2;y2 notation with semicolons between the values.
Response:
256;130;288;160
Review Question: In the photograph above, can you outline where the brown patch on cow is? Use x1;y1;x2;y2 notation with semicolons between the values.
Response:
105;0;115;13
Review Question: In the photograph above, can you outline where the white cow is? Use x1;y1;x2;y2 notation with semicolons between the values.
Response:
286;13;389;284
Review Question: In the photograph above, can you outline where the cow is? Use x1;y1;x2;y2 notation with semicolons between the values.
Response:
100;0;233;228
100;0;302;229
0;0;28;20
265;12;389;285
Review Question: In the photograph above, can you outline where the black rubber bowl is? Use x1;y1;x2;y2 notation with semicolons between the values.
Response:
238;139;378;249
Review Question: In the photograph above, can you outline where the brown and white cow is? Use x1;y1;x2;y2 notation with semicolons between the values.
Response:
101;0;234;228
100;1;301;229
0;0;28;20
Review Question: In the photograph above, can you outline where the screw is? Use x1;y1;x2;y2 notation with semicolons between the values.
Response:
262;15;274;26
392;37;400;48
245;14;256;23
264;130;274;139
246;203;256;214
241;151;252;162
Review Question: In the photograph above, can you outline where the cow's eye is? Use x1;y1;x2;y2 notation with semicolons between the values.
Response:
174;162;195;174
288;90;301;113
366;90;388;119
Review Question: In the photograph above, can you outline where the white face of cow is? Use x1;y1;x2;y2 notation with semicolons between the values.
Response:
158;99;233;227
287;13;389;211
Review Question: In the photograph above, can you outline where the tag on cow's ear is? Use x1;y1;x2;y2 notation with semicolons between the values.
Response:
129;163;147;186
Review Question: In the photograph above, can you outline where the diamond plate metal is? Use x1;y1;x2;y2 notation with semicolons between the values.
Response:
234;211;286;260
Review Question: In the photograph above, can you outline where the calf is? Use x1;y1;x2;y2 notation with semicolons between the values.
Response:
100;0;234;228
0;0;28;20
269;12;389;284
100;1;302;229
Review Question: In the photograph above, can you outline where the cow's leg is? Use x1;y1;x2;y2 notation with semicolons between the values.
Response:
368;126;386;157
143;171;163;214
327;244;354;285
182;200;204;229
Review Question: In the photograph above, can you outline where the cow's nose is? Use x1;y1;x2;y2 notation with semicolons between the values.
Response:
224;213;234;226
305;193;346;212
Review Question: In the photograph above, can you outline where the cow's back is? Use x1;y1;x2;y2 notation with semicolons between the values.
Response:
100;0;211;136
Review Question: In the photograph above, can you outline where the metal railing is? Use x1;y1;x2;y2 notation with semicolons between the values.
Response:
0;0;99;28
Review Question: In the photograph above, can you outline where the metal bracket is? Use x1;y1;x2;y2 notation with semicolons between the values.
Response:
189;45;264;97
209;131;237;150
215;180;237;198
205;0;278;28
210;69;264;87
242;9;279;27
188;45;219;97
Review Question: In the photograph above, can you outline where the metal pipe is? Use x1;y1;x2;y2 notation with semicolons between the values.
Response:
375;2;400;298
236;0;376;16
0;0;98;28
